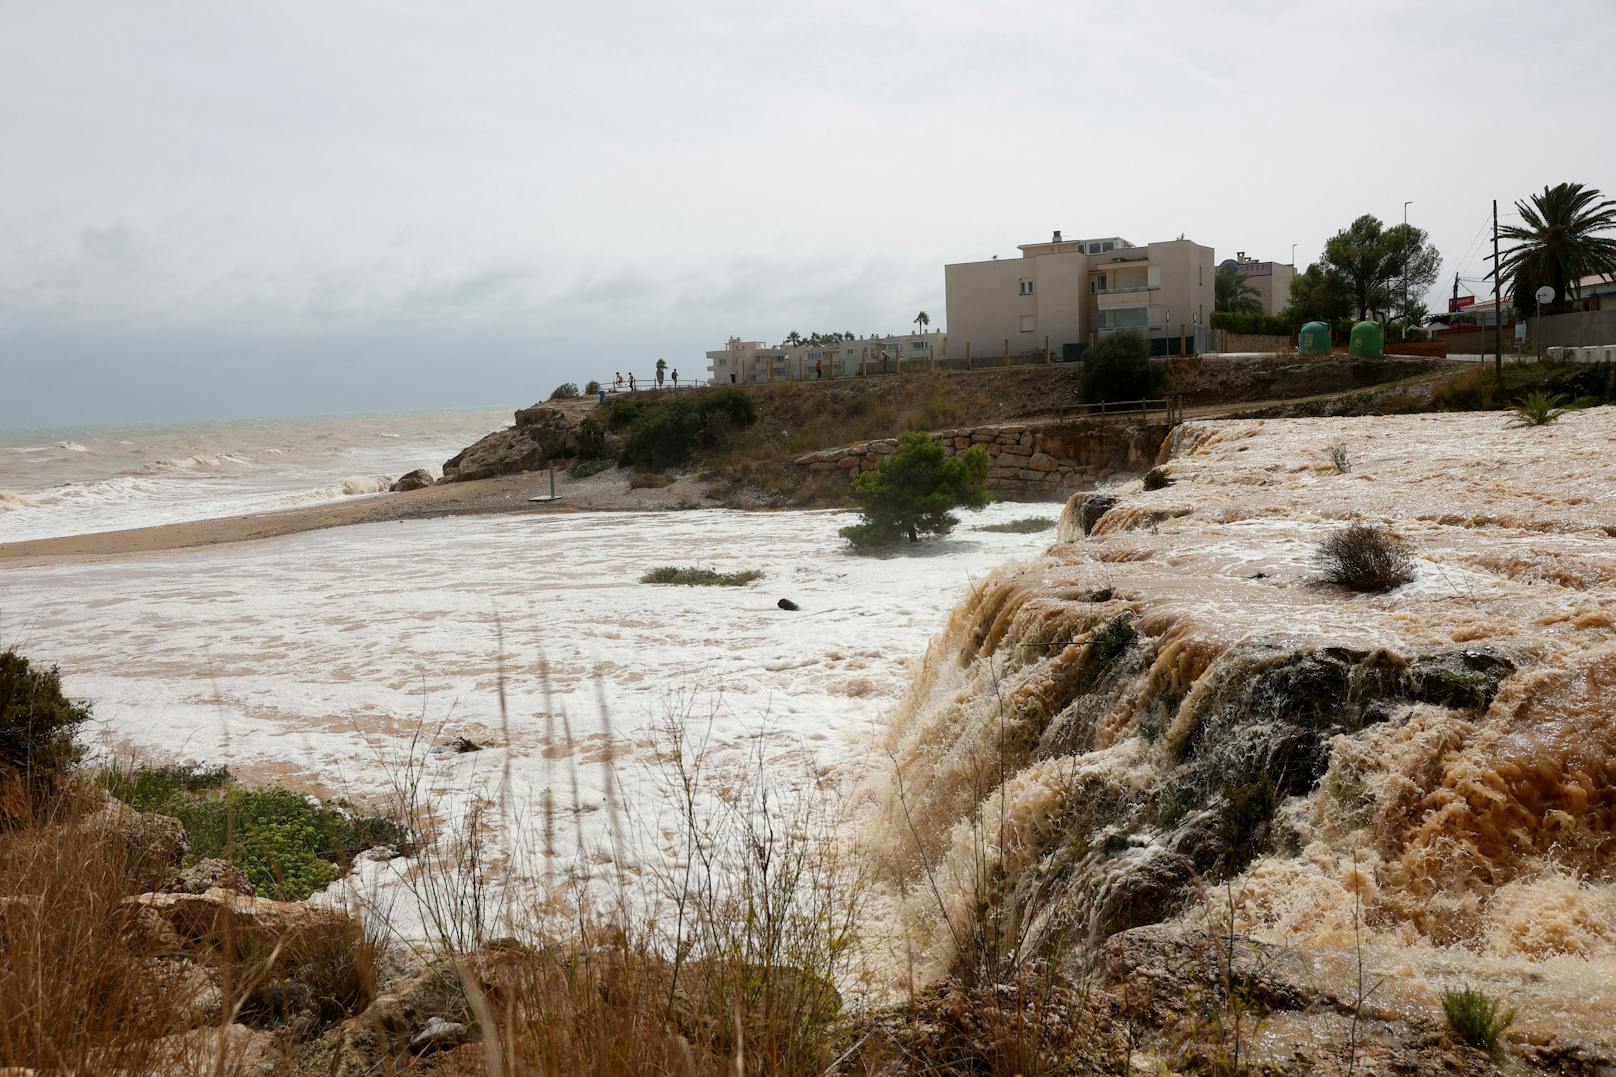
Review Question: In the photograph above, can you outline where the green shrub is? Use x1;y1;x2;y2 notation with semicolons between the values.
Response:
1442;986;1515;1049
840;433;990;548
1079;331;1164;404
571;458;613;479
0;649;91;810
974;516;1056;534
640;566;764;586
549;382;581;401
576;417;607;458
1210;311;1293;336
1510;390;1568;426
617;389;759;470
103;764;406;901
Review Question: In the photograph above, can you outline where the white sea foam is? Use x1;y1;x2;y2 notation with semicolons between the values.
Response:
0;490;34;511
56;441;89;452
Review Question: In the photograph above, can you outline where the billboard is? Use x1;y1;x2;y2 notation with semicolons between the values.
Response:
1448;295;1476;312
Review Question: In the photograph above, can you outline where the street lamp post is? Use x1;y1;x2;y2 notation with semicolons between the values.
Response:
1403;201;1413;340
1290;242;1297;267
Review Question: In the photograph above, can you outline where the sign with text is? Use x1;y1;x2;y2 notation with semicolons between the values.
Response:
1448;295;1475;312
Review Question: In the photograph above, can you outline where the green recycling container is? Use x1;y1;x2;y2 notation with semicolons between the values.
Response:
1298;321;1331;355
1349;320;1384;358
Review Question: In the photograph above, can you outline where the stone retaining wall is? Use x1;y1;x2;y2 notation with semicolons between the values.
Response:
793;420;1172;496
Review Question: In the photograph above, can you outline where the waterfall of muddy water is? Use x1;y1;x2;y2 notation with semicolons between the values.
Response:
869;408;1616;1046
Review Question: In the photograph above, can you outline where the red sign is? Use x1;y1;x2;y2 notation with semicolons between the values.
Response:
1448;295;1475;312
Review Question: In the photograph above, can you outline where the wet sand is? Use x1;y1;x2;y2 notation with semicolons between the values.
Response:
0;467;723;562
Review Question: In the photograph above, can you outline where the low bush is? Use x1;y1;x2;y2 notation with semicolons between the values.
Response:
640;566;764;586
1080;331;1164;404
585;379;601;394
103;763;406;901
576;416;607;458
0;649;91;817
549;382;581;401
571;458;613;479
1211;310;1294;336
1442;986;1515;1049
840;432;990;548
975;516;1056;534
1314;521;1416;593
1325;441;1351;473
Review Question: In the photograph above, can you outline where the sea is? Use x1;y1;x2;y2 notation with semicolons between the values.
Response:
0;408;512;543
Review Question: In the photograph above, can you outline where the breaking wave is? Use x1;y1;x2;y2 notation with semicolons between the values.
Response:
272;475;393;507
0;490;34;511
55;441;89;452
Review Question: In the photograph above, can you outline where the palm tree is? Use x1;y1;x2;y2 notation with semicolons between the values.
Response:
1214;265;1263;315
1496;182;1616;314
914;310;930;334
784;330;802;347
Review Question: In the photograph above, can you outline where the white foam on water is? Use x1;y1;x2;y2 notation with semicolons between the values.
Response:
0;502;1056;932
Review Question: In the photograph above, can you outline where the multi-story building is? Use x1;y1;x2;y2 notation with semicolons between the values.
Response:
1221;253;1296;317
944;231;1215;360
705;331;949;384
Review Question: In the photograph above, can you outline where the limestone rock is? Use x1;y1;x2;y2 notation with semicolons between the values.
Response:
151;1022;280;1076
389;468;435;492
409;1016;470;1055
78;798;187;892
441;406;581;483
167;857;256;897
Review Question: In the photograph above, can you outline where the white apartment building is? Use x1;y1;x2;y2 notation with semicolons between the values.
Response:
705;331;949;384
945;231;1215;361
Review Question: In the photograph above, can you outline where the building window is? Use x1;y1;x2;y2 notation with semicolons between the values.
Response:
910;340;925;351
1018;279;1034;295
1198;265;1203;285
1020;315;1036;332
1091;273;1107;293
1099;308;1148;330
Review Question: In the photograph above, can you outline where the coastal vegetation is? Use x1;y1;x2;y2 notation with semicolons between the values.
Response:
1495;182;1616;315
1510;389;1570;426
639;565;764;586
974;515;1056;534
1313;521;1417;593
840;431;990;547
1079;329;1164;403
609;388;759;470
549;382;581;400
0;648;90;818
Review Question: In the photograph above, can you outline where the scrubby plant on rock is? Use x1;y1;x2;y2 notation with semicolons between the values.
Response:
549;382;581;401
840;432;991;548
1313;521;1416;593
616;389;759;470
0;649;91;820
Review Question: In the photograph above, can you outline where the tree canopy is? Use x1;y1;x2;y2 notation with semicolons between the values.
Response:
840;432;990;547
1496;182;1616;316
1284;263;1353;324
1079;330;1163;404
1214;265;1263;315
1319;214;1441;321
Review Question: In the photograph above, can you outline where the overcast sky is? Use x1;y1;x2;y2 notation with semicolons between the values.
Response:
4;0;1613;428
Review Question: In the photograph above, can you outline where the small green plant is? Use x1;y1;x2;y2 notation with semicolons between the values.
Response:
1088;614;1136;662
549;382;581;400
571;458;613;479
102;764;406;900
1325;442;1351;473
975;516;1056;534
840;432;991;548
1442;986;1516;1049
1510;390;1568;426
640;566;764;587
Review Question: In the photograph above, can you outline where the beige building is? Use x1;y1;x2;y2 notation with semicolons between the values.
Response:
1222;253;1296;317
944;231;1215;361
705;331;949;384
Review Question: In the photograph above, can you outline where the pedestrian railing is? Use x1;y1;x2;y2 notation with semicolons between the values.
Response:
1054;396;1183;423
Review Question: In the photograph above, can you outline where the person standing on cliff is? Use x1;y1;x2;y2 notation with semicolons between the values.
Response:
614;371;623;390
628;372;636;392
672;368;680;387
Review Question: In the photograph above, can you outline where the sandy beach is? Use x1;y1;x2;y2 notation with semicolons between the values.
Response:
0;465;728;562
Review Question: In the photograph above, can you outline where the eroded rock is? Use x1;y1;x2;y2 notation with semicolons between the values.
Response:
389;468;435;492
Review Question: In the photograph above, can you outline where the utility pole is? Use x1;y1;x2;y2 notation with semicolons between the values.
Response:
1493;199;1503;380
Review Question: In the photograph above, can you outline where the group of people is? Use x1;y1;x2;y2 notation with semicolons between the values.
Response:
610;363;681;393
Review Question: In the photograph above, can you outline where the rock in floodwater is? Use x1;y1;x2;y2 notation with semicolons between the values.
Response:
1074;492;1119;535
777;598;800;611
390;468;435;492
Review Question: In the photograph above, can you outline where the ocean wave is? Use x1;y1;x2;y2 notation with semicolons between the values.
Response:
274;475;393;508
0;490;35;511
56;441;89;452
130;452;254;476
9;446;49;454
